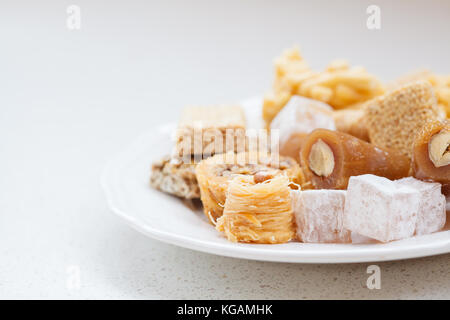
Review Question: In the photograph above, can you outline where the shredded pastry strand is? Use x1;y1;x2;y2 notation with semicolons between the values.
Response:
216;175;295;244
195;151;302;224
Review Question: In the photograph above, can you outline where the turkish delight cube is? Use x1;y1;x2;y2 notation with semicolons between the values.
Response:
292;189;351;243
395;177;446;235
344;174;420;242
271;96;335;156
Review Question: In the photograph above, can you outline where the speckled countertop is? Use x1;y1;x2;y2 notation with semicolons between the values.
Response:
1;0;449;299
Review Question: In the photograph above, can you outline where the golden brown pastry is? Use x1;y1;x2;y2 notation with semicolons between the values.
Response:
388;69;450;117
364;81;441;159
262;47;384;127
216;175;295;244
195;151;302;223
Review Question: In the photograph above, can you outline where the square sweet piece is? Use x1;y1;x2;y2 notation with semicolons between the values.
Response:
344;175;420;242
395;177;446;235
175;105;246;158
271;96;335;152
292;189;351;243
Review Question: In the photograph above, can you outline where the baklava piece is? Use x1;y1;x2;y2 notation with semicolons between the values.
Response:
195;151;302;224
216;175;295;244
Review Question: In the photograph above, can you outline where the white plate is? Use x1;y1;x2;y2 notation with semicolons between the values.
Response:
102;98;450;263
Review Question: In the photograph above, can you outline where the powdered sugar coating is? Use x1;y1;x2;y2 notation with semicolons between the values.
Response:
350;232;377;244
344;175;420;242
292;189;350;243
395;177;446;235
271;96;336;146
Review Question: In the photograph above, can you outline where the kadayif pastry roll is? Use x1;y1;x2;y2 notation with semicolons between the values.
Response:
195;151;302;223
216;175;295;244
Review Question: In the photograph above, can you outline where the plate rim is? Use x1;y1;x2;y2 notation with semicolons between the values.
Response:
101;124;450;264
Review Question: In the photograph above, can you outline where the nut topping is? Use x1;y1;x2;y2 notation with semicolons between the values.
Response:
308;139;335;177
428;130;450;167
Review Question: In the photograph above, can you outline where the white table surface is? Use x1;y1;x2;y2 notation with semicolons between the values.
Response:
1;0;449;299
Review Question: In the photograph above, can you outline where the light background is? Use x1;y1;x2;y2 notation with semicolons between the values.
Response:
0;0;449;299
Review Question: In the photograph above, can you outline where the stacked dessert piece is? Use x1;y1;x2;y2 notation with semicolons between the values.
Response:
150;47;449;245
150;105;247;199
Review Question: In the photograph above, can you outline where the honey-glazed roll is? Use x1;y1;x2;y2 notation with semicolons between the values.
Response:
195;151;302;224
216;175;295;244
300;129;411;189
278;132;308;163
443;184;450;197
412;120;450;184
